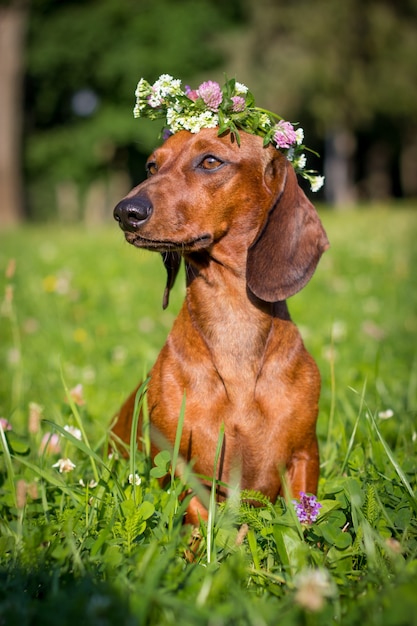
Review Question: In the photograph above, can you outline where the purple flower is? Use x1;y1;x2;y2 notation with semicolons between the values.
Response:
273;120;297;149
231;95;246;112
162;128;173;141
293;492;322;524
197;80;223;111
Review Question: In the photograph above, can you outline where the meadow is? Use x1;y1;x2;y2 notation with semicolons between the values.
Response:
0;205;416;625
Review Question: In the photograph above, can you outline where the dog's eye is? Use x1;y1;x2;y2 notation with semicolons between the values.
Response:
198;156;224;171
146;161;158;176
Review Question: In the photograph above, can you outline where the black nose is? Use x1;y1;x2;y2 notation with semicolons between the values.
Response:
113;195;153;232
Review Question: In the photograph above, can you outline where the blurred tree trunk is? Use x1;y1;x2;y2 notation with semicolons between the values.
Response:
400;132;417;197
323;129;356;207
0;1;27;227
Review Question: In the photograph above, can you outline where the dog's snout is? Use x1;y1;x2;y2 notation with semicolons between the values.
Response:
113;196;153;231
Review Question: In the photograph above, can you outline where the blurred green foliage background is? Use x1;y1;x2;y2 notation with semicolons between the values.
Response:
1;0;417;226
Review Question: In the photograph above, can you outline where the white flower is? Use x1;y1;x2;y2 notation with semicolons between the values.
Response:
134;78;152;117
167;109;219;134
166;107;186;132
186;111;219;133
128;473;141;486
53;458;76;473
294;568;336;612
259;113;272;129
135;78;151;98
235;81;248;95
64;425;82;440
295;127;304;145
147;91;163;108
310;175;325;192
378;409;394;420
152;74;183;99
79;478;98;488
132;74;325;191
294;154;307;170
68;383;85;406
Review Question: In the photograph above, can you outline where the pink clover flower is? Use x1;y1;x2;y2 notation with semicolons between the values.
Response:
273;120;297;149
197;81;223;112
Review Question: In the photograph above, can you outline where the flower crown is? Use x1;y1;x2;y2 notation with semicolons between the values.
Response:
134;74;324;192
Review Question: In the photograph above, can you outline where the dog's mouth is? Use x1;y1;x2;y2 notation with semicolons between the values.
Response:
124;232;213;252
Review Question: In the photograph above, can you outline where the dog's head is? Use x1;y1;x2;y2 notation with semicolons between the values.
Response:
114;128;329;307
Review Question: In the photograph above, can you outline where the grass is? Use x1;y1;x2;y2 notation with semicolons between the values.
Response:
0;204;417;625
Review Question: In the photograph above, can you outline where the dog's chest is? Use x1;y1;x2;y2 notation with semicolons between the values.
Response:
191;286;272;374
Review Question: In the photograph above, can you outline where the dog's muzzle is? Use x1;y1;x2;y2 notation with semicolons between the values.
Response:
113;195;153;232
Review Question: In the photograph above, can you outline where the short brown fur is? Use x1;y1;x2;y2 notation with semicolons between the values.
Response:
112;128;329;524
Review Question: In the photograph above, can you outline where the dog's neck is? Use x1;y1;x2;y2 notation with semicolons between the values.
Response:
184;255;291;393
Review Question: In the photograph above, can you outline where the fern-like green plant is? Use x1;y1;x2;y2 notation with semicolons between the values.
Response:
363;483;379;527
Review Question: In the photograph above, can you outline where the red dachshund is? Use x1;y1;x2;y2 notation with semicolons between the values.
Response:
112;128;329;524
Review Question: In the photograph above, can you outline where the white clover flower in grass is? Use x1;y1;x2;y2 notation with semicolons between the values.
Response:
79;478;98;488
378;409;394;420
294;568;337;612
128;473;142;486
64;424;82;440
53;458;76;473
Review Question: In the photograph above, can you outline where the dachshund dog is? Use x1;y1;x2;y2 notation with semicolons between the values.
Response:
112;128;329;524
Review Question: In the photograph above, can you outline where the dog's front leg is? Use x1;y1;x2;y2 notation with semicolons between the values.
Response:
287;441;320;498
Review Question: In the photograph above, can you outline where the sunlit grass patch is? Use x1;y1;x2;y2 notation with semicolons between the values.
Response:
0;206;417;625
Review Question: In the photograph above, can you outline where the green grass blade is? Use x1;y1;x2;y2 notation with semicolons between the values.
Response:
0;424;17;509
367;410;417;511
59;368;99;483
324;324;337;458
171;390;186;483
129;380;149;501
207;422;225;564
341;381;367;474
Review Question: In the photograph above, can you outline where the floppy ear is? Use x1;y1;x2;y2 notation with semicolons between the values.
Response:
246;160;329;302
161;251;182;309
